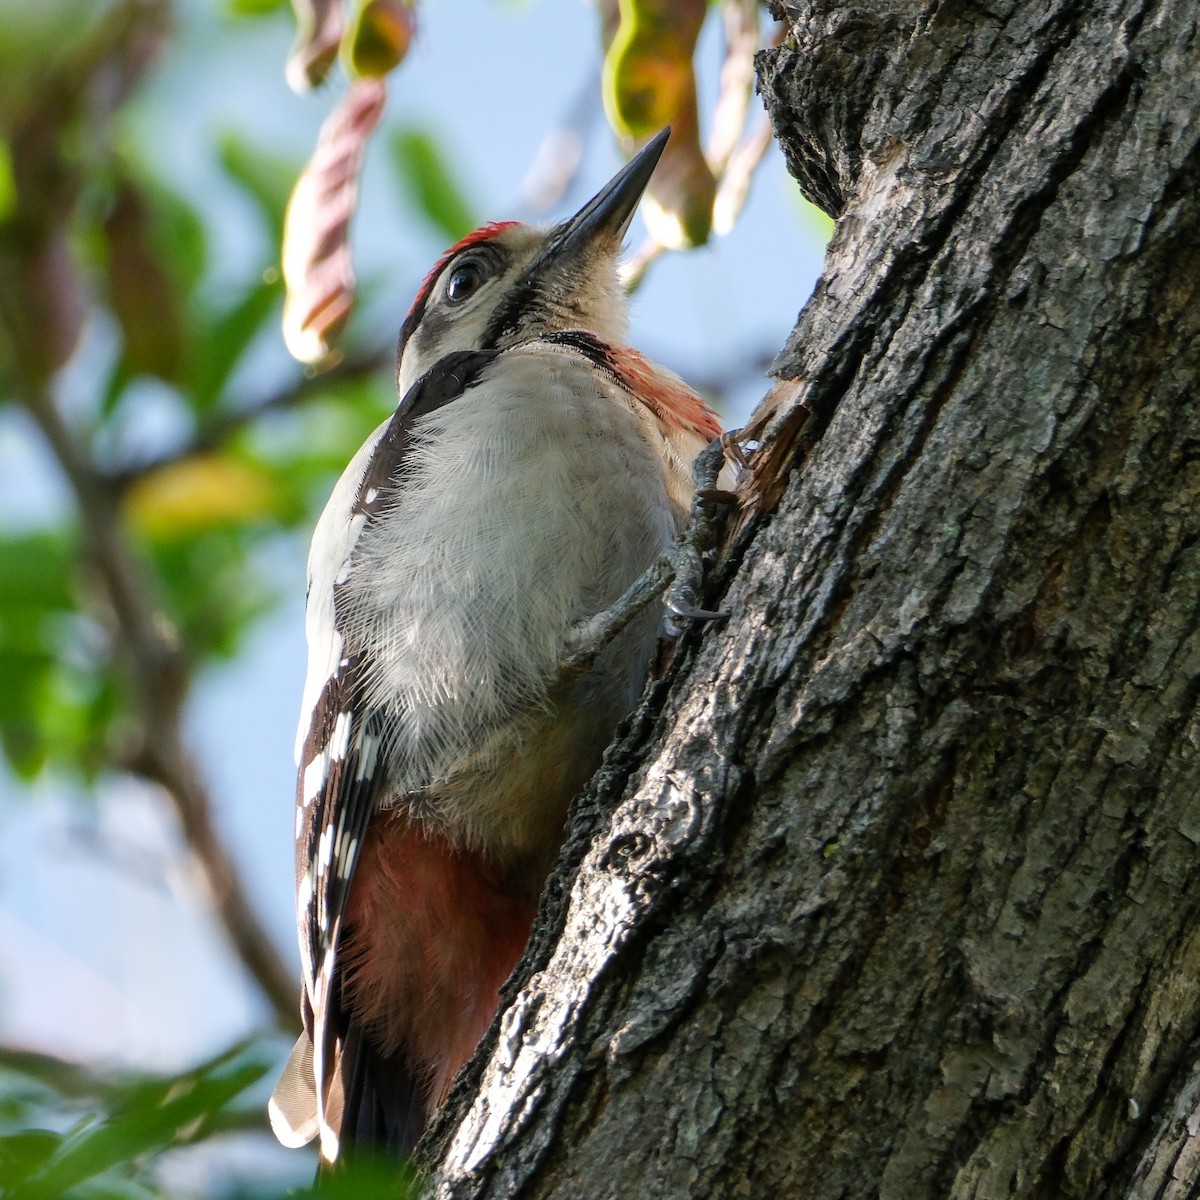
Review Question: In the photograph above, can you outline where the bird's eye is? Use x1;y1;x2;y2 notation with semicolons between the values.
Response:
446;259;487;304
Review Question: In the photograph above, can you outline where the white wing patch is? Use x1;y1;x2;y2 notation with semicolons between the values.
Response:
302;754;328;806
294;417;391;766
329;710;353;760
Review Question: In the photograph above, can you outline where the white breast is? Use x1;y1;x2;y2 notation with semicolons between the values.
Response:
332;341;682;860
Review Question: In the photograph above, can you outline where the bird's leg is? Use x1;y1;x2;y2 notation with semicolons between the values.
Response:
662;436;739;632
559;437;739;675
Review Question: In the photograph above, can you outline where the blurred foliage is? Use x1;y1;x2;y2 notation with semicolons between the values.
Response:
0;1038;423;1197
0;1040;270;1199
0;0;403;788
0;532;116;780
0;2;408;1188
389;128;478;244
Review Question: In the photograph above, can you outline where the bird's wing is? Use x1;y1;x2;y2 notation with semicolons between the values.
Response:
271;348;501;1162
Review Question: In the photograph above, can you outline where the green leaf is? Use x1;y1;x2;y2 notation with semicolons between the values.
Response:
797;193;835;245
225;0;289;14
97;356;133;421
146;527;276;662
287;1154;422;1199
0;532;78;777
0;1129;60;1191
0;139;17;223
389;128;478;244
0;533;73;610
138;177;208;296
191;272;283;412
4;1044;270;1200
242;369;395;519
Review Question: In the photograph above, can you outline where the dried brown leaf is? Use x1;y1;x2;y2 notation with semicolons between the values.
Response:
281;77;387;366
287;0;345;93
103;178;185;382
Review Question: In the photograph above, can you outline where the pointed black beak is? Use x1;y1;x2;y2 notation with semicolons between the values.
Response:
548;128;670;256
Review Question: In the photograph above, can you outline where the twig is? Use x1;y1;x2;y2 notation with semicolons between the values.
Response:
107;342;393;490
707;0;761;176
21;382;297;1029
712;115;776;237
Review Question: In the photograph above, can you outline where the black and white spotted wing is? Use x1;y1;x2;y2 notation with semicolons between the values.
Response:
290;349;500;1145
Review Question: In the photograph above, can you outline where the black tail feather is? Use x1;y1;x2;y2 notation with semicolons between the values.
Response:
335;1022;426;1164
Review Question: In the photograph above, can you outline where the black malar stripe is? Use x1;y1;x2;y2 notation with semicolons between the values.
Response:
354;347;502;518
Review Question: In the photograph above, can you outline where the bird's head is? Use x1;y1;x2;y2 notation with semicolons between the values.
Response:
396;129;669;397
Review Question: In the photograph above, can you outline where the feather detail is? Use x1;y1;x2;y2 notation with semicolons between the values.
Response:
280;333;722;1163
290;349;504;1157
268;1033;320;1149
537;329;720;438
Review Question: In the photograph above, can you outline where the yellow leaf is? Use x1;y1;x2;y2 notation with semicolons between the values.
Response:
601;0;716;248
602;0;705;139
124;456;281;537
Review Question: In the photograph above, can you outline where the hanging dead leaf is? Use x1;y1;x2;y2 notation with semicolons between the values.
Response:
287;0;345;93
103;177;186;382
2;233;87;380
281;77;387;366
341;0;415;79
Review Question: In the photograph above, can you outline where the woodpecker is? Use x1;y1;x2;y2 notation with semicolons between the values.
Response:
268;128;725;1164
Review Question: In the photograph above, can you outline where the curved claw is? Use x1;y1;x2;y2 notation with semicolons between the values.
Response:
666;597;730;622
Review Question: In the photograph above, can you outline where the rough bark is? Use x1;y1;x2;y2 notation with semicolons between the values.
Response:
425;0;1200;1196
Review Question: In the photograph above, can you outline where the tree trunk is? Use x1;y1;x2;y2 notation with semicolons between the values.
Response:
425;0;1200;1195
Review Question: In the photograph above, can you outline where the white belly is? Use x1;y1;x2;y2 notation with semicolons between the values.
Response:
336;345;681;864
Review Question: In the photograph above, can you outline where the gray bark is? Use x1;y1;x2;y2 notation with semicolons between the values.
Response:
425;0;1200;1196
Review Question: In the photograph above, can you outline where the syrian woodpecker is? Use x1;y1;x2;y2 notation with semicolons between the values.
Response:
268;128;725;1164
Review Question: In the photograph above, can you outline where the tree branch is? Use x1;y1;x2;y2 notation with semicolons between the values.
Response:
106;342;393;491
20;382;296;1028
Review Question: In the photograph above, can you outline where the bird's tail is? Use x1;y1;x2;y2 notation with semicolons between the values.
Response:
269;1024;427;1168
337;1022;427;1160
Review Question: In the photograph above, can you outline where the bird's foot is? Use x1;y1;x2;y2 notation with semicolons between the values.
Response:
662;436;739;636
558;557;673;675
559;438;738;674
